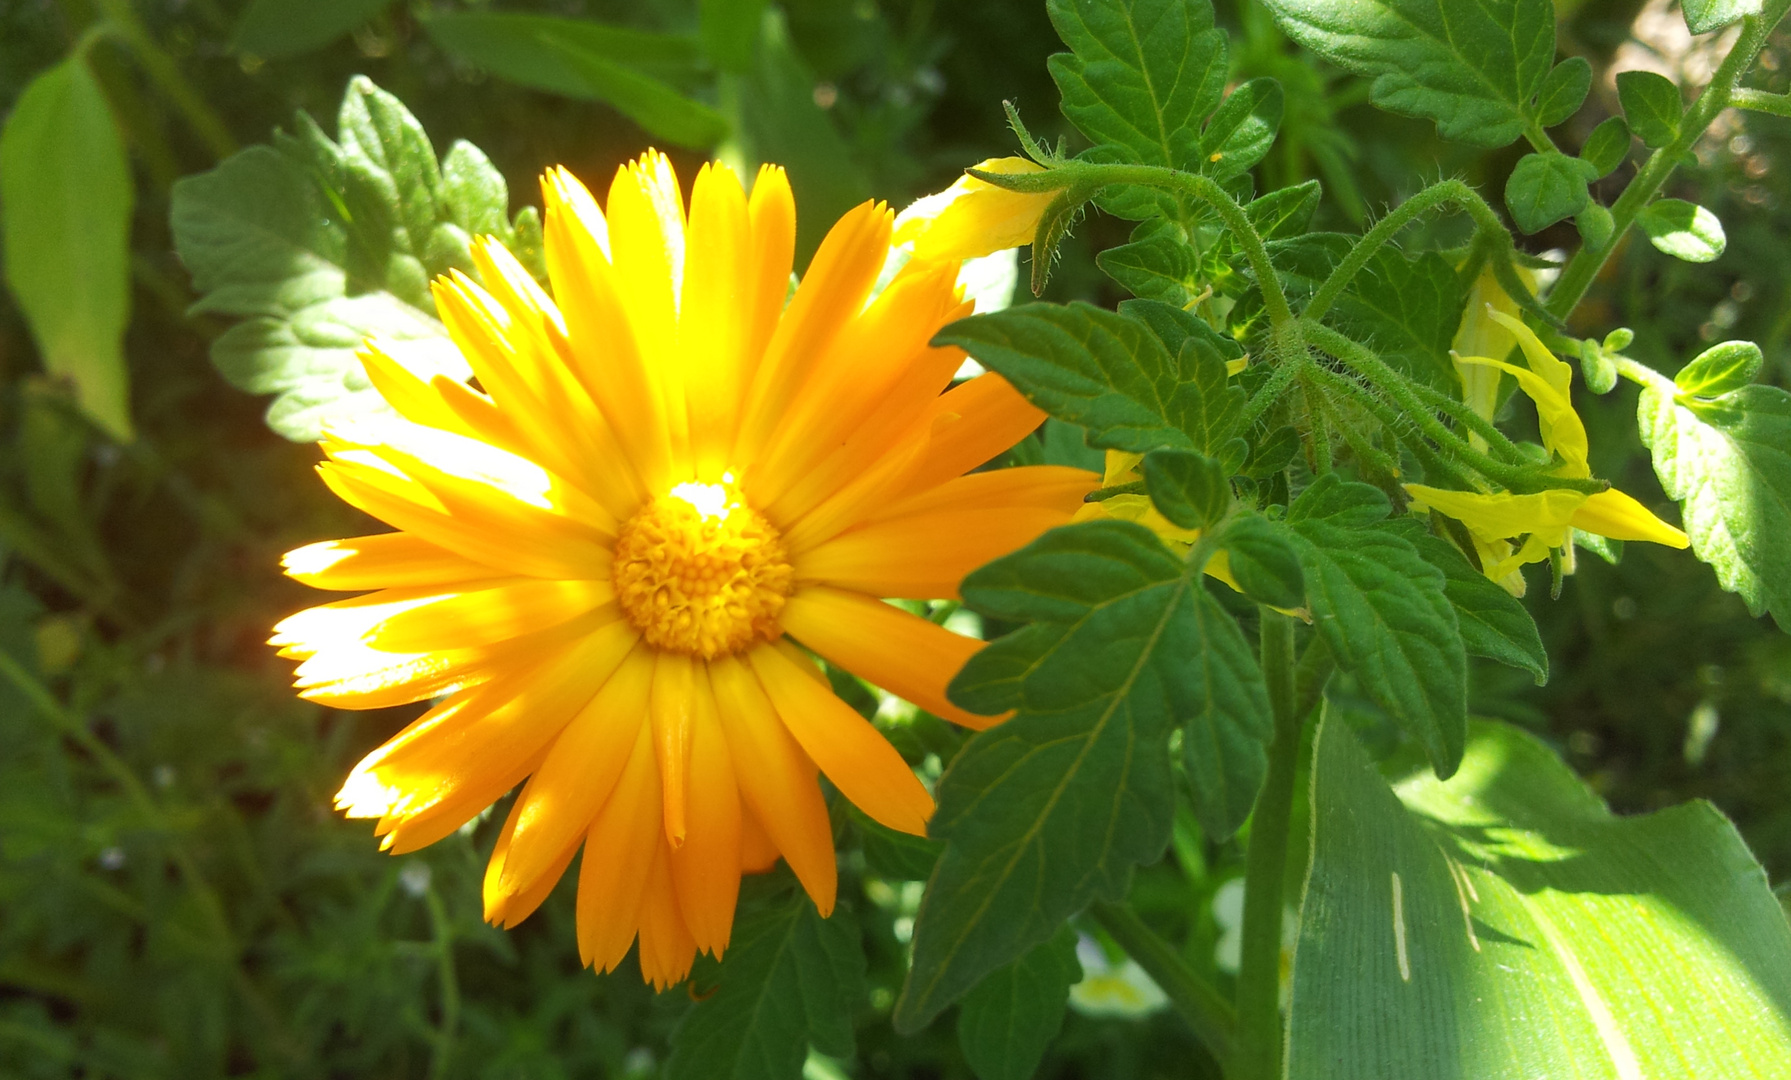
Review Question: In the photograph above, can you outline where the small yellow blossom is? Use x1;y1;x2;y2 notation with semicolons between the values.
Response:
892;157;1056;263
1409;308;1686;591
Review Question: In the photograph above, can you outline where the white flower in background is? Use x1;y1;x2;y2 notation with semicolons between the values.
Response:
1068;933;1168;1019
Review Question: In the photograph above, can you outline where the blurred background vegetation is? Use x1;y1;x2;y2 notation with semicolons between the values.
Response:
2;0;1790;1076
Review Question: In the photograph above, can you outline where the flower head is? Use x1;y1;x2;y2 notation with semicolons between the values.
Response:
1408;307;1686;592
274;152;1097;988
892;156;1056;263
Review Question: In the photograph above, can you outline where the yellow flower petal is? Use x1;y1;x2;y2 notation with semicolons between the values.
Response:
1403;483;1583;547
893;156;1056;262
1569;488;1690;547
1452;356;1590;478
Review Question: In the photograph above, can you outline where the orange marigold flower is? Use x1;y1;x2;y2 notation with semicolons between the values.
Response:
272;152;1097;989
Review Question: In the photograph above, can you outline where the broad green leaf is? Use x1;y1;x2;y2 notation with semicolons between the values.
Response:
1262;0;1556;148
1684;0;1763;36
1198;77;1284;182
0;56;133;440
1179;581;1275;839
1580;116;1631;178
232;0;394;59
896;520;1268;1029
1218;513;1305;611
665;894;864;1080
1505;151;1597;235
1142;448;1228;530
701;0;769;73
1047;0;1226;172
1616;70;1682;148
1638;382;1791;628
1329;247;1465;391
934;302;1239;456
1676;340;1762;397
1405;530;1548;683
957;929;1081;1080
1534;57;1592;127
1117;300;1247;463
1638;198;1726;263
1289;716;1791;1079
420;12;723;148
170;78;542;441
1283;476;1467;775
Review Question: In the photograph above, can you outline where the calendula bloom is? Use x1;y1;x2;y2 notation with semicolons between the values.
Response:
273;152;1097;988
891;156;1056;262
1407;307;1687;591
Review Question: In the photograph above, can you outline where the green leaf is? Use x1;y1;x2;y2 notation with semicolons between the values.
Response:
420;12;723;148
232;0;394;59
1096;221;1200;306
1638;382;1791;628
1406;531;1548;683
1289;716;1791;1078
851;805;943;882
1218;514;1305;611
1247;180;1323;239
0;56;134;441
1261;0;1556;148
170;78;530;441
1504;151;1597;235
666;894;864;1080
1616;70;1682;149
897;519;1267;1029
1283;476;1467;775
1676;340;1762;397
1329;247;1465;391
1047;0;1227;172
1198;77;1284;182
1264;231;1353;300
1142;448;1229;529
701;0;768;73
1534;56;1592;127
1242;425;1300;479
934;301;1240;456
1683;0;1762;36
957;929;1081;1080
1579;115;1631;178
1638;197;1726;263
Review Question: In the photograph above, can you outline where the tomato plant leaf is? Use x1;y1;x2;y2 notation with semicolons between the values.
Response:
1639;382;1791;629
957;929;1082;1080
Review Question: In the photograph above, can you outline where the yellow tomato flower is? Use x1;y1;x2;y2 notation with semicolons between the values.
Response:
1409;307;1686;591
273;152;1098;989
891;156;1056;263
1451;266;1531;448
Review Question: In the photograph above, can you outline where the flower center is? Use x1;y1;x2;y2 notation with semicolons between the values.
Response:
612;480;793;659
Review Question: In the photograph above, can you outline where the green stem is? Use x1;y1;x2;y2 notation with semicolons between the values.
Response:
1732;87;1791;118
92;0;237;161
1301;361;1481;493
1068;162;1294;328
1089;900;1236;1062
1301;377;1333;474
1408;380;1528;462
1547;1;1791;319
425;888;461;1080
1240;357;1303;429
1305;179;1489;324
1233;609;1301;1080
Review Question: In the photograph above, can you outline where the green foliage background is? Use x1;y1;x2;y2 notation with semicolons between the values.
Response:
4;0;1791;1076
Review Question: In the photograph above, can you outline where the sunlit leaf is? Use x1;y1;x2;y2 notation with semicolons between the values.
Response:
1289;716;1791;1078
1638;198;1726;263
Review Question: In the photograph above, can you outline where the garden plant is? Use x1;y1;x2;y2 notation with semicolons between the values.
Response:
5;0;1791;1077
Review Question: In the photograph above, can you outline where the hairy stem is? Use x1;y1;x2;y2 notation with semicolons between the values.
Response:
1305;179;1488;323
1233;609;1302;1080
1547;1;1791;319
1090;901;1236;1062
